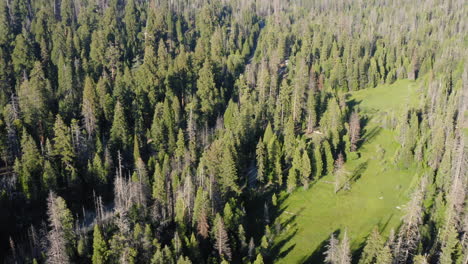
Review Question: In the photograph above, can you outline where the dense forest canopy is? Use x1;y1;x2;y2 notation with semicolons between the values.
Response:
0;0;466;263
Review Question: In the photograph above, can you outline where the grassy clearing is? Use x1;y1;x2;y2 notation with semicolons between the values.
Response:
272;79;423;263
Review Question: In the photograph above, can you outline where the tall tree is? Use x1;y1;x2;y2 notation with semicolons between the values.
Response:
15;130;42;199
82;76;98;136
213;214;231;261
53;115;76;184
301;151;312;188
196;59;219;121
92;224;108;264
256;139;266;184
349;111;361;152
46;192;74;264
110;101;129;152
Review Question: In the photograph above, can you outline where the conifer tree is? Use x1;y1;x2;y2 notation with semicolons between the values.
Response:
18;62;51;128
301;151;312;188
53;115;76;183
256;139;266;184
92;224;108;264
324;141;335;175
196;59;219;121
213;214;231;261
152;163;166;205
110;101;129;152
0;0;11;47
314;145;324;178
46;192;74;264
42;160;57;192
349;111;361;152
16;131;42;199
82;76;98;136
287;167;297;193
254;253;264;264
358;227;383;264
219;147;240;195
12;33;33;77
375;245;392;264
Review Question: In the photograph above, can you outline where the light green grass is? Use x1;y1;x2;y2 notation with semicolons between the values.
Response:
273;80;423;263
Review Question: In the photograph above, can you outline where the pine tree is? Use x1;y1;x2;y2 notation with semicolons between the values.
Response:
284;116;296;161
18;61;51;128
219;147;240;195
152;163;166;205
11;33;33;77
0;0;11;47
196;59;219;121
324;141;335;175
349;111;361;152
16;130;42;199
42;160;57;192
124;0;139;60
92;224;108;264
287;167;297;193
82;76;98;136
375;245;392;264
256;139;266;184
213;214;231;261
46;192;74;264
175;129;185;167
110;101;129;152
324;234;339;264
301;151;312;188
53;115;76;183
314;145;324;178
358;227;383;264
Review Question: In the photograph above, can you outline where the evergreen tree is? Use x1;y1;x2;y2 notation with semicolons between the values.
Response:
256;139;266;184
358;227;383;264
287;167;297;193
92;224;108;264
11;33;33;77
301;151;312;188
314;145;324;178
82;76;98;136
196;59;219;121
213;214;231;261
324;141;335;175
219;147;240;195
110;101;129;152
18;61;51;129
375;245;392;264
16;131;42;199
254;253;264;264
53;115;76;184
46;192;74;263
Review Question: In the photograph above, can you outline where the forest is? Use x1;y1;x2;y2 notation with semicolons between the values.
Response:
0;0;466;263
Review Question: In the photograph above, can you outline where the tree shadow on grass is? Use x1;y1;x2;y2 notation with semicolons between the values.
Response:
268;206;305;262
298;229;342;264
359;126;382;148
378;213;394;233
349;160;369;183
269;228;298;261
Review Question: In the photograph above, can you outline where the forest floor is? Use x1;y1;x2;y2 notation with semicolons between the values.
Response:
272;79;423;263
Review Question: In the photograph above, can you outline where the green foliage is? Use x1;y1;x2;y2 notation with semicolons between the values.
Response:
196;59;219;121
11;33;33;76
92;225;108;264
110;101;129;152
53;115;76;183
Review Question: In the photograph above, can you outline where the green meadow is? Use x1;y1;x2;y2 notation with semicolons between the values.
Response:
273;79;423;263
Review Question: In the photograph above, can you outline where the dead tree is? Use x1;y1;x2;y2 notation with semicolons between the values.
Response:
46;192;71;264
393;176;426;263
349;111;361;152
